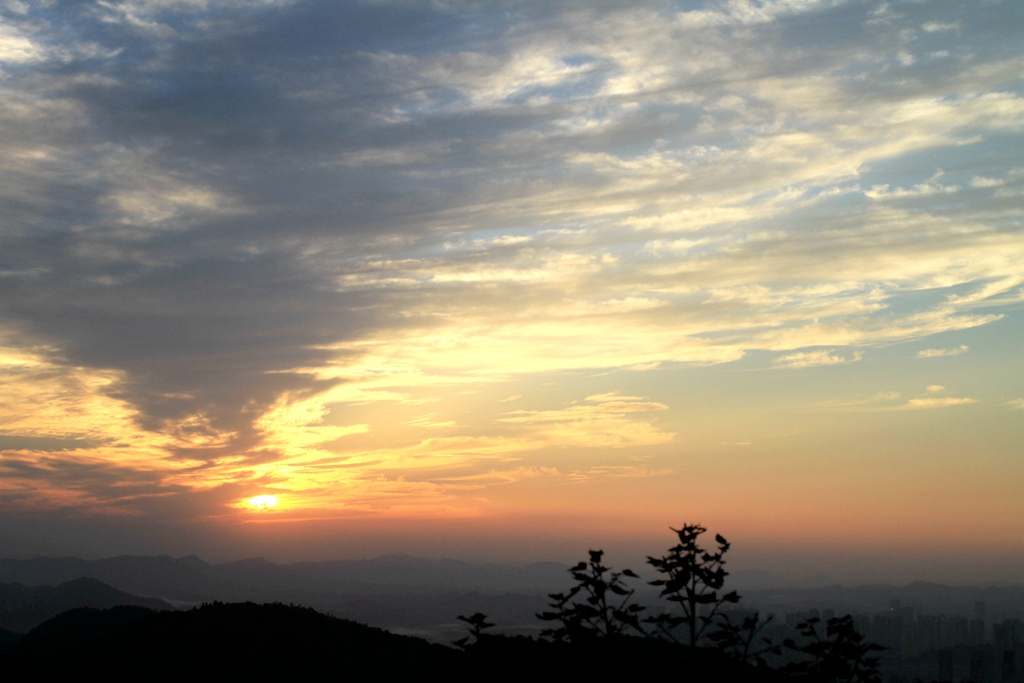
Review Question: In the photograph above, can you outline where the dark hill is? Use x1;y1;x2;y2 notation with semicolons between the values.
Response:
1;602;771;683
4;602;463;682
0;577;173;632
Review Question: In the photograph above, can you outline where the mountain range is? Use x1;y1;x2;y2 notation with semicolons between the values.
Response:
1;554;1020;641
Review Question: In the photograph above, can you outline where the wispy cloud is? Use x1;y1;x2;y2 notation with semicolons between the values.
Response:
814;388;977;412
918;345;969;358
774;350;862;369
497;392;674;449
902;397;977;409
406;414;457;429
0;0;1020;532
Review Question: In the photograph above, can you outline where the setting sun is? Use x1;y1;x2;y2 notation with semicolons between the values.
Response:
246;495;280;511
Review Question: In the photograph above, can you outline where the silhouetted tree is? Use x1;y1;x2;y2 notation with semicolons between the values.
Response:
645;523;740;647
452;612;494;650
709;611;782;670
456;523;885;683
537;550;646;644
782;615;885;683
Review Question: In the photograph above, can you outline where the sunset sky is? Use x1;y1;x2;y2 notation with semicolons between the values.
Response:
1;0;1021;583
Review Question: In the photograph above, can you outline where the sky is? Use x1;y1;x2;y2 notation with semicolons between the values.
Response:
0;0;1021;584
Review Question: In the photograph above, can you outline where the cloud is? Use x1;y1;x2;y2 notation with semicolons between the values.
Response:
813;389;977;412
918;345;969;358
774;350;862;369
0;22;44;64
497;392;674;449
903;397;977;410
0;0;1021;524
865;179;960;200
406;414;457;429
922;22;959;34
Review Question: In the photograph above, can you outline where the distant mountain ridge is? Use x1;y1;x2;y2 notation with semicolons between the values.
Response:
0;554;575;639
0;553;572;600
2;554;1020;641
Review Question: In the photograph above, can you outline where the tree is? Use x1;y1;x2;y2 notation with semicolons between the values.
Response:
452;612;494;650
537;549;646;644
708;611;782;670
645;523;740;647
455;523;885;682
782;615;885;683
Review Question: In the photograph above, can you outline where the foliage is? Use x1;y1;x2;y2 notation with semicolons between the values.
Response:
536;549;646;643
457;523;886;683
645;523;740;646
452;612;494;650
782;615;886;683
708;611;782;669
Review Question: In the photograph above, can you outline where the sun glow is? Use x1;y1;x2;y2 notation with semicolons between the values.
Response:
246;495;280;511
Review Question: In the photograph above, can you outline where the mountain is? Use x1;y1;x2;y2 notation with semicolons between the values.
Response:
3;554;1021;642
0;577;173;633
0;553;570;601
0;554;572;639
0;602;766;682
3;602;465;681
0;555;218;601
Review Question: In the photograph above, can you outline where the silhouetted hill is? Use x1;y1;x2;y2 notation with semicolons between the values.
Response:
2;602;773;682
17;604;155;654
0;577;173;633
3;602;464;682
0;554;576;639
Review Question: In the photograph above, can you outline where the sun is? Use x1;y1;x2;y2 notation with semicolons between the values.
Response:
245;495;279;511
